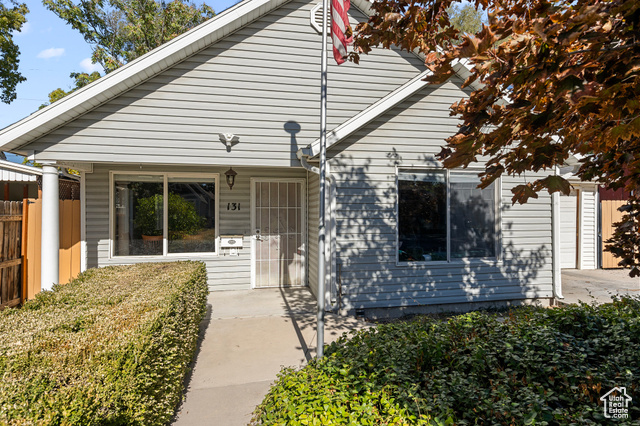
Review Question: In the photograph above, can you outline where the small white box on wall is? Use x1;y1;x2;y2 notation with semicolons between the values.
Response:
220;235;244;248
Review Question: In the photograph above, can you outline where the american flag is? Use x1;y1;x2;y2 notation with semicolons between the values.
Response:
330;0;352;64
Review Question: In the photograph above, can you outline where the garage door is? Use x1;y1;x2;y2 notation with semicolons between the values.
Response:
560;192;578;269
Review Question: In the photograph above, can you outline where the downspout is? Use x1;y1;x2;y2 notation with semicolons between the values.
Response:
552;166;564;301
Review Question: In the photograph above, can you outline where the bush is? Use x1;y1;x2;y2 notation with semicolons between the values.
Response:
0;261;208;425
252;299;640;425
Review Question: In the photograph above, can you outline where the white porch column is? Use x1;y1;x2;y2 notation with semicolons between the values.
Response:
41;163;59;291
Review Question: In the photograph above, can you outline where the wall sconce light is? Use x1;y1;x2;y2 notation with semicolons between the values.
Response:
219;133;239;152
225;167;237;190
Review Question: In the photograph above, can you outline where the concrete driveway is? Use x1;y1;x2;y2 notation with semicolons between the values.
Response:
172;287;370;426
561;269;640;304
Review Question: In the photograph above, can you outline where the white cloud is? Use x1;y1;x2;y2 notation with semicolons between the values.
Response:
80;58;102;73
13;21;31;36
37;47;65;59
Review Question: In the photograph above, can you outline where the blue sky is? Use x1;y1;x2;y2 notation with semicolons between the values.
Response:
1;0;237;161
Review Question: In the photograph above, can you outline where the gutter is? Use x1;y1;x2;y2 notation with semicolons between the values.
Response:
297;148;319;174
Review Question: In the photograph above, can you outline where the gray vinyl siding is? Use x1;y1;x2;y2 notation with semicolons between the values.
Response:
328;82;554;310
25;0;423;165
307;171;319;297
85;163;306;291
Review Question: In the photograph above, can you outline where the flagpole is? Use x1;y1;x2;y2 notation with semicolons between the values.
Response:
317;0;329;359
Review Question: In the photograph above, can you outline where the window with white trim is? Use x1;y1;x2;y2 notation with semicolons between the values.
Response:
397;170;497;262
113;173;217;257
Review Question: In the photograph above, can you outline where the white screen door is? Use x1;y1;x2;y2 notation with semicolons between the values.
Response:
252;179;306;288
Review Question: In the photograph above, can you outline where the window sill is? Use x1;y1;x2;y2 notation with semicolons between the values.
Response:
110;253;219;261
396;258;502;268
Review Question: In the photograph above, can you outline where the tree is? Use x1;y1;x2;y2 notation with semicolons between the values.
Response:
447;2;484;40
40;72;102;109
0;0;28;104
44;0;215;73
352;0;640;275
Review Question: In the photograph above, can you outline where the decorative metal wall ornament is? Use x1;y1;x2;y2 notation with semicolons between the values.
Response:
219;133;240;151
225;167;238;190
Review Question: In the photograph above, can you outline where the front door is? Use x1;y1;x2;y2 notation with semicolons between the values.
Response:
252;179;306;288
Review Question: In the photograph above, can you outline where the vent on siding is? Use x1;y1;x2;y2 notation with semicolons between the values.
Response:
310;2;330;34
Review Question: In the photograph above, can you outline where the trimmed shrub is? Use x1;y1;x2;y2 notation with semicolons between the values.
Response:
252;299;640;425
0;261;208;425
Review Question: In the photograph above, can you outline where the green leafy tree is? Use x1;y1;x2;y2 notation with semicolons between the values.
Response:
353;0;640;275
135;193;203;238
0;0;28;104
43;0;215;73
40;71;102;109
447;2;484;41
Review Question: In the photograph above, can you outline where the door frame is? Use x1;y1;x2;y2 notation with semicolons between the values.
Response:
250;177;307;289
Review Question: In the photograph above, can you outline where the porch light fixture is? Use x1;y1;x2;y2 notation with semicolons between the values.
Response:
225;167;237;190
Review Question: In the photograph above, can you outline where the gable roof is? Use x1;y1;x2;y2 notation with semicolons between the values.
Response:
306;58;479;158
0;0;475;157
0;0;373;154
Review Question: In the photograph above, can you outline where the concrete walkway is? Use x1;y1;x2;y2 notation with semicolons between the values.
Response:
561;269;640;305
172;287;370;426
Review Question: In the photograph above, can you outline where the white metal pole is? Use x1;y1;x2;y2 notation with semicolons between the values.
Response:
41;164;59;291
317;0;328;359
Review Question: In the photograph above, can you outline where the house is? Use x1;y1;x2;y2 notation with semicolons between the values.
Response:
0;159;40;201
0;0;562;315
558;158;599;270
0;158;80;202
558;157;628;270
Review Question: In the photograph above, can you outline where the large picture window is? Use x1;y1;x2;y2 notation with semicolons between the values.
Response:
398;170;497;263
113;173;217;257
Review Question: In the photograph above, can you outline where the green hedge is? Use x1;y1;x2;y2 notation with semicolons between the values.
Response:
0;261;208;425
252;299;640;425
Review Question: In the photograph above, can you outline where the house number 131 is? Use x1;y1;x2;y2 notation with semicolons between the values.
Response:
227;203;240;211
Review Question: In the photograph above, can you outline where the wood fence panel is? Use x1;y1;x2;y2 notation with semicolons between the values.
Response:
0;201;23;309
59;201;70;284
21;198;28;304
70;200;81;280
59;199;81;285
601;200;626;269
23;198;81;300
25;199;41;300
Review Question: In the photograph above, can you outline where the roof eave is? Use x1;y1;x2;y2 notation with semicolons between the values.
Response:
0;159;43;176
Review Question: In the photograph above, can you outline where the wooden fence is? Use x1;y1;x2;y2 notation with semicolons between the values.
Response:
0;199;81;307
601;199;626;269
23;199;81;301
0;201;23;309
